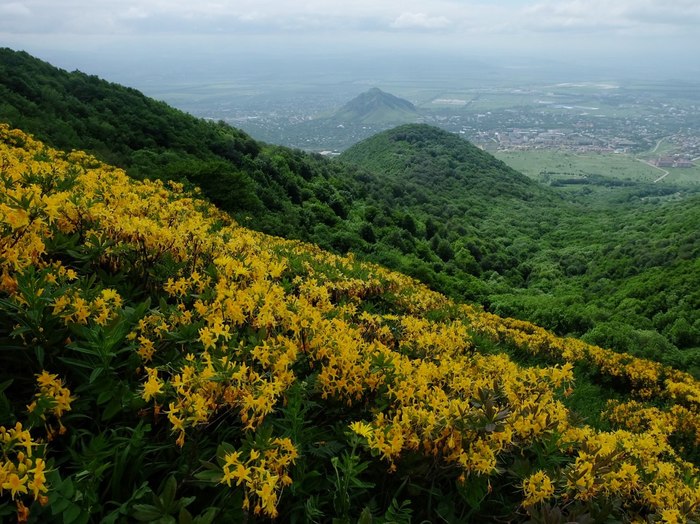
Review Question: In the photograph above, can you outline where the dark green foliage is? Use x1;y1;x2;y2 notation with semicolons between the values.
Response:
0;48;354;244
340;125;700;374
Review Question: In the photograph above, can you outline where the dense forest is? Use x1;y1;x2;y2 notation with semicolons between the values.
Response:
1;47;699;377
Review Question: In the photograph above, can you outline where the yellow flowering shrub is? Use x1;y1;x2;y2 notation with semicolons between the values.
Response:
462;304;700;408
0;123;698;522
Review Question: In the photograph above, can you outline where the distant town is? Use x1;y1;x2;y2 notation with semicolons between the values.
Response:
162;80;700;169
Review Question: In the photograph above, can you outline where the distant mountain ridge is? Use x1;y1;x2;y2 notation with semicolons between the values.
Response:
333;87;419;124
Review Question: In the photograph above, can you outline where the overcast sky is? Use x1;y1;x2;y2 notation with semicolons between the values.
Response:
2;0;699;82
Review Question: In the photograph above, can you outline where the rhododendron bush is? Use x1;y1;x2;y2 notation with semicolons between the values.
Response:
0;124;698;522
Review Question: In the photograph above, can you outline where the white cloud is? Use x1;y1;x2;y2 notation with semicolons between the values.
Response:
0;0;697;69
2;0;697;37
120;6;150;20
0;2;32;17
391;12;451;30
624;0;700;26
520;0;700;32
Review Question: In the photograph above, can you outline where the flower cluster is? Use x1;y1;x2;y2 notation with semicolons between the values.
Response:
27;371;76;439
463;306;700;408
52;287;123;326
605;400;700;447
522;470;555;506
219;437;298;517
0;423;48;522
561;426;699;520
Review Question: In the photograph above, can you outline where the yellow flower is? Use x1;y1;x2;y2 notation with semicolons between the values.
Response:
522;470;555;506
210;320;231;342
256;478;278;516
198;326;216;350
31;371;76;425
72;296;91;324
137;336;156;361
4;208;30;230
660;509;682;524
349;421;373;439
231;463;252;487
2;473;28;499
28;459;48;498
142;367;163;402
221;453;252;487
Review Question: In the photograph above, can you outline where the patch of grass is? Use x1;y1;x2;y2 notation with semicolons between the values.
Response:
495;151;664;183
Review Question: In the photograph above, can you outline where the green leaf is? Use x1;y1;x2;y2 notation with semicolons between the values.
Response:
35;345;45;368
194;469;222;483
178;507;193;524
51;497;72;515
133;504;164;521
180;496;196;509
193;508;218;524
357;506;373;524
160;476;178;511
216;442;237;466
89;367;104;384
61;478;76;499
101;396;123;421
62;502;83;524
383;498;412;524
97;389;113;405
457;474;489;511
57;356;96;370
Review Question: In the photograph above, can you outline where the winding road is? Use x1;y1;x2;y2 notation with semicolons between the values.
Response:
636;158;670;183
651;136;669;154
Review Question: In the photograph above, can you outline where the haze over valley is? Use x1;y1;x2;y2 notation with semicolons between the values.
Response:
74;48;699;189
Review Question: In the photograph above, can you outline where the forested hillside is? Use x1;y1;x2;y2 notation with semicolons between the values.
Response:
1;125;699;523
1;48;698;376
340;127;700;373
0;48;357;240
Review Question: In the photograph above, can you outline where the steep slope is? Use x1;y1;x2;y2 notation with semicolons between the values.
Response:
1;125;699;522
333;87;419;124
337;124;567;294
0;48;563;304
341;125;700;372
2;48;697;373
0;47;356;240
0;49;257;166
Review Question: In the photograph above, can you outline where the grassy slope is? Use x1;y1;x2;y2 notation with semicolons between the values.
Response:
495;150;700;190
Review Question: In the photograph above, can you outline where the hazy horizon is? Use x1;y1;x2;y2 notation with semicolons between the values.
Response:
2;0;699;94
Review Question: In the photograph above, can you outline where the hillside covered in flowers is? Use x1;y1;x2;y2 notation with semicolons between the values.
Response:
1;123;699;522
